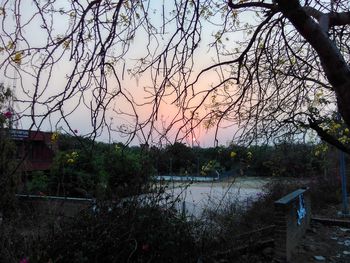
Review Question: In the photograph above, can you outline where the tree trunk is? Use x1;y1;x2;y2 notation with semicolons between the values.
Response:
276;0;350;127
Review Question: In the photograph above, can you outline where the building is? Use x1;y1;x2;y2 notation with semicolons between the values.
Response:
10;129;56;172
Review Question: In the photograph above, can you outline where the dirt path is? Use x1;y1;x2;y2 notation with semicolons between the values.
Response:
291;204;350;263
292;221;350;262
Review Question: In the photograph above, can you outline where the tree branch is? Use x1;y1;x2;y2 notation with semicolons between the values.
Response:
308;118;350;155
276;0;350;127
227;0;275;10
329;11;350;27
303;6;350;32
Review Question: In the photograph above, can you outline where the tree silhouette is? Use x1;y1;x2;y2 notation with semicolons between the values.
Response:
0;0;349;149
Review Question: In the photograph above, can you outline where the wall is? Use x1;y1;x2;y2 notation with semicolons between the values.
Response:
274;188;311;262
17;194;93;218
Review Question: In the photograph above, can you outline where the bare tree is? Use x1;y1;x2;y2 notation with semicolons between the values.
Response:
0;0;349;148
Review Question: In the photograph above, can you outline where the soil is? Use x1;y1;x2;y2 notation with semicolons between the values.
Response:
291;205;350;263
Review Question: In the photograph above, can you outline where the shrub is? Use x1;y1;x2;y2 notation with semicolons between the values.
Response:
32;201;197;263
27;171;49;193
198;174;343;261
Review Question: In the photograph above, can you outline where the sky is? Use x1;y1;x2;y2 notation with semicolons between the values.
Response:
0;0;248;147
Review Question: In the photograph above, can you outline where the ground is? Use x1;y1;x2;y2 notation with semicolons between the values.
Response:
292;205;350;263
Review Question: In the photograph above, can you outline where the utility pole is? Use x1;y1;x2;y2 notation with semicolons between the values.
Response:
339;149;349;216
337;109;349;216
331;0;349;216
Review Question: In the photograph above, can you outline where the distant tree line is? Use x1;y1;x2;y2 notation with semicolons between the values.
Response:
24;134;335;199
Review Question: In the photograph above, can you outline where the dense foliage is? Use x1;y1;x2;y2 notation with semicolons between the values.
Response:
26;132;334;198
41;136;155;198
33;202;197;263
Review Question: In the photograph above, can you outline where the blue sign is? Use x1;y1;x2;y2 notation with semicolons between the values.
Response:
10;129;29;140
297;194;306;225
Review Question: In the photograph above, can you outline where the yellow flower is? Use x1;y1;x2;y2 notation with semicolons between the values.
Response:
63;40;71;49
0;7;5;16
230;151;237;158
7;41;14;50
13;51;22;64
247;151;253;159
65;151;79;164
339;136;350;144
314;144;328;156
51;132;59;142
115;145;121;153
315;91;323;98
334;123;341;129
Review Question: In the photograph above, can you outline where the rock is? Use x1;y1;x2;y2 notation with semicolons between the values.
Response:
337;241;344;245
344;240;350;246
343;251;350;255
339;228;350;232
314;255;326;261
330;236;338;240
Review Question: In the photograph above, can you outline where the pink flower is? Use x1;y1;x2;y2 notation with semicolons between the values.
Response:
142;243;150;252
19;257;29;263
3;111;12;119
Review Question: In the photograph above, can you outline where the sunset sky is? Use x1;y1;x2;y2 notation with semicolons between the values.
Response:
0;1;248;147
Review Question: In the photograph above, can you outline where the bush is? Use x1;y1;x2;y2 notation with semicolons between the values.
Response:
198;174;343;261
32;201;197;263
27;171;49;193
233;175;341;229
1;173;344;263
